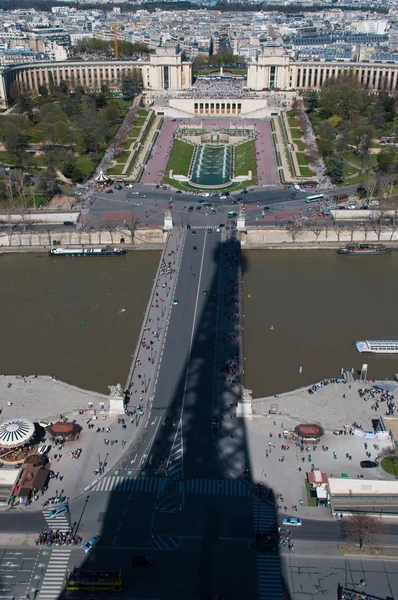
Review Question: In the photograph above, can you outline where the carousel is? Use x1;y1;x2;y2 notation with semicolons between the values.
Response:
0;417;36;464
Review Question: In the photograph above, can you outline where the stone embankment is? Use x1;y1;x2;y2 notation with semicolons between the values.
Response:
0;227;164;250
241;226;398;249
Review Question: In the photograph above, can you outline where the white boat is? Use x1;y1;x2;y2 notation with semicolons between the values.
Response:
354;340;398;354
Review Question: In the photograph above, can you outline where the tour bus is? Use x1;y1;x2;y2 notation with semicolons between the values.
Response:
65;569;123;591
305;194;325;203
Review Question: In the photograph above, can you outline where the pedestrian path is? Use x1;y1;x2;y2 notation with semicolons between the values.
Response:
252;497;276;533
186;478;251;496
42;509;70;533
92;475;165;493
257;554;283;600
37;548;71;600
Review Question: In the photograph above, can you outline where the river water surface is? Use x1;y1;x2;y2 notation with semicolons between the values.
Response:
0;252;160;393
242;250;398;398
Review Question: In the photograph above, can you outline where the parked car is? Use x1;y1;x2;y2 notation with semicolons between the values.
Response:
282;517;302;526
82;535;100;554
173;297;179;305
188;206;194;212
105;189;113;194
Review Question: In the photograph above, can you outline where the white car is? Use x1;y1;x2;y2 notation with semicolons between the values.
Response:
219;195;227;200
201;193;210;197
82;535;100;553
348;204;356;210
131;191;139;195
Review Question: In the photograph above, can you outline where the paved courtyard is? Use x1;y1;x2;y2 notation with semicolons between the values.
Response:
244;380;395;520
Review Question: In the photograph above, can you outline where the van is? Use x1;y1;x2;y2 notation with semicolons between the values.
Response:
227;212;238;218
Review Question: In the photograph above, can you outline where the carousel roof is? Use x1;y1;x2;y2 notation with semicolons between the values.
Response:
0;418;35;448
94;169;110;182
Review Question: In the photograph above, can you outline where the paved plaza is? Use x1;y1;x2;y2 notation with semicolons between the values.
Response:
244;380;395;520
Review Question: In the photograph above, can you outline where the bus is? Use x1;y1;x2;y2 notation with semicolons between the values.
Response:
305;194;324;203
65;569;123;592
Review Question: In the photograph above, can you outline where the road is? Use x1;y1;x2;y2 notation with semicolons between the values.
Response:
72;181;359;231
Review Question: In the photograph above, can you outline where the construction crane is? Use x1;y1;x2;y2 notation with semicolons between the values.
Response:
106;23;123;60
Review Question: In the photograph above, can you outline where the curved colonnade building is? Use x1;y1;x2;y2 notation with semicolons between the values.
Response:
1;45;398;112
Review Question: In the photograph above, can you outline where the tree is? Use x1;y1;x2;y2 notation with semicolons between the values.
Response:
38;84;49;97
307;217;324;241
328;115;342;129
327;156;344;184
363;175;378;201
54;121;73;146
285;220;302;242
318;121;334;156
306;91;318;113
37;170;59;202
377;147;398;174
343;513;385;550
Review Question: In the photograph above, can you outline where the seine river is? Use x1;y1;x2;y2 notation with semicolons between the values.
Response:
0;252;160;393
242;250;398;398
2;249;398;399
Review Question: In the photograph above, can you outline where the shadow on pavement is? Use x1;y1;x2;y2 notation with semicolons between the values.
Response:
58;228;291;600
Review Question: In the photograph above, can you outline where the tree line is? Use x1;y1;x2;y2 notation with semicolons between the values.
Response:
74;38;153;59
304;78;398;186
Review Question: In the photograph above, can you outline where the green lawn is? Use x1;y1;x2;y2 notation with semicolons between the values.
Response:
164;139;195;177
135;116;147;127
107;164;125;175
343;163;360;178
137;109;148;117
381;457;398;477
235;140;258;183
130;126;142;138
296;152;310;166
300;166;316;177
290;128;303;140
288;117;298;128
116;151;131;163
286;110;296;118
294;139;307;152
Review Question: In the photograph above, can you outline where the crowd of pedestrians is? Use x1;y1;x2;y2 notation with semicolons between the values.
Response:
36;530;82;547
358;386;396;415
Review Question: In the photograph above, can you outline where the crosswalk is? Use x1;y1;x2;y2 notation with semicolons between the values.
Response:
186;478;251;496
155;419;184;513
42;509;70;533
92;475;165;493
252;497;276;533
37;548;71;600
257;555;283;600
150;535;181;551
